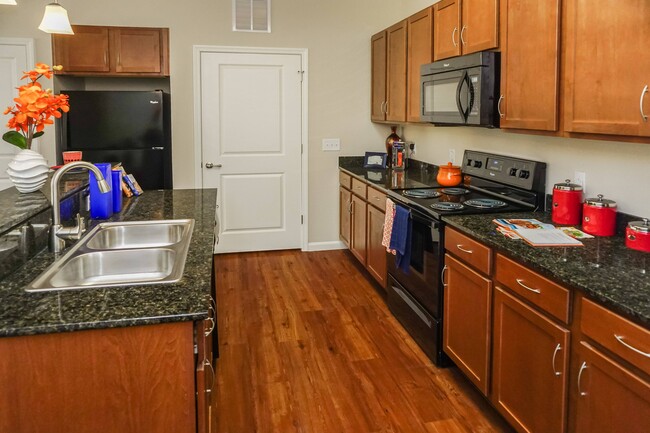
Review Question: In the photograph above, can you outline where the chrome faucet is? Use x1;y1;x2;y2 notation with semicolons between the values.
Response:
49;161;111;253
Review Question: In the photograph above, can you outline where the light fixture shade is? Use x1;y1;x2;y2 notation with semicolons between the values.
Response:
0;0;18;5
38;3;74;35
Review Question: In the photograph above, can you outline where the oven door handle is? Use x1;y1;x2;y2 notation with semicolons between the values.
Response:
392;285;432;328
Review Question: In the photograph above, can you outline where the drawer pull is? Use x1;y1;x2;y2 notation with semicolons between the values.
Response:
516;278;541;294
551;343;562;376
442;265;448;287
456;245;473;254
614;334;650;358
577;361;588;396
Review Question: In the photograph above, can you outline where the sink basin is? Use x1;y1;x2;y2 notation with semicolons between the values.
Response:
25;219;195;292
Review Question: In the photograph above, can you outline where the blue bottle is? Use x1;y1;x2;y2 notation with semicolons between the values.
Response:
111;169;123;213
89;162;113;219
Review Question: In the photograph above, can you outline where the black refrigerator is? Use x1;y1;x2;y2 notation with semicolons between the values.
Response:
59;90;172;190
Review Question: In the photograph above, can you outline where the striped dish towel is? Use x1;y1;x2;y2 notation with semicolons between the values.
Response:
382;198;396;254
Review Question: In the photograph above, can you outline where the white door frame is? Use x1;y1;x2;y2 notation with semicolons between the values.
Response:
193;45;309;251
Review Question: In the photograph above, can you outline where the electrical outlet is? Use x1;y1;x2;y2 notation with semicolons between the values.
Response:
322;138;340;151
448;149;456;164
409;142;416;155
574;171;586;193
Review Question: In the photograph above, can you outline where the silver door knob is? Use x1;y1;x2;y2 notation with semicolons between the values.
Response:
205;163;222;169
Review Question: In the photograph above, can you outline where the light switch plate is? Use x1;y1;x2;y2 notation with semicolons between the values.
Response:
322;138;340;151
574;171;586;194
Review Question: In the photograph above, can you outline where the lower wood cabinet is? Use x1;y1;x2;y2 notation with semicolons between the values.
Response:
492;287;570;433
339;186;352;247
350;193;367;265
443;253;492;396
0;322;201;433
573;342;650;433
366;204;387;288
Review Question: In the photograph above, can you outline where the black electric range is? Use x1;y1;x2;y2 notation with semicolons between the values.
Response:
385;150;546;366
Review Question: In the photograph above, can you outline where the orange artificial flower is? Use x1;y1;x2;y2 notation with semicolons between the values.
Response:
3;63;69;150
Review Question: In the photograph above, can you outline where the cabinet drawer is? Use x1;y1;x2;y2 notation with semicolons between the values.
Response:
367;186;386;211
339;171;351;189
581;297;650;376
445;228;492;275
351;178;367;199
495;254;570;324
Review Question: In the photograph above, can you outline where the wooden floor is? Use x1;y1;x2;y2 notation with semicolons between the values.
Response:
213;250;513;433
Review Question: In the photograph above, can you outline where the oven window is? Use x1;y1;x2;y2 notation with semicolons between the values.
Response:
409;218;432;274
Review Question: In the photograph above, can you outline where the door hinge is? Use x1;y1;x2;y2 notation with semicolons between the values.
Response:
301;142;303;154
301;215;304;224
299;70;305;83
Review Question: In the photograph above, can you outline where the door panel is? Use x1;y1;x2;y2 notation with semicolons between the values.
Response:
433;0;461;61
0;39;32;191
200;52;303;253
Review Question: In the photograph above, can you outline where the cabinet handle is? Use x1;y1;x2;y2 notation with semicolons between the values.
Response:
441;265;448;287
456;244;473;254
516;278;541;294
551;343;562;376
577;361;588;396
205;313;216;337
640;85;648;122
204;359;215;394
380;101;386;114
385;100;389;114
452;27;458;47
460;25;467;46
497;95;504;118
614;334;650;358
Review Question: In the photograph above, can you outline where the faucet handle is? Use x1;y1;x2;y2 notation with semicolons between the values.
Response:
76;213;86;235
55;213;87;242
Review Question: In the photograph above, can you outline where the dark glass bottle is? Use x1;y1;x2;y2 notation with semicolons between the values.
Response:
385;126;400;167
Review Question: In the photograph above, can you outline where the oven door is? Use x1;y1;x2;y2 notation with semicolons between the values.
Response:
420;69;466;124
387;208;443;317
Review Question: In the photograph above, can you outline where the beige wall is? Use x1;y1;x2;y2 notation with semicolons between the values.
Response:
2;0;648;247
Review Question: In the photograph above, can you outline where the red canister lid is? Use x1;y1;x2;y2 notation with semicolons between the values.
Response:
585;194;617;208
554;179;583;191
628;218;650;233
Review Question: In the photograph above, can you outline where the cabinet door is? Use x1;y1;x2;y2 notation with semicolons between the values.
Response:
52;26;110;73
339;186;351;247
461;0;499;54
371;31;387;121
386;21;408;122
366;204;387;289
564;0;650;137
574;342;650;433
112;28;165;74
434;0;462;61
196;320;215;433
407;8;434;123
500;0;560;131
492;287;569;433
350;194;367;265
444;254;492;396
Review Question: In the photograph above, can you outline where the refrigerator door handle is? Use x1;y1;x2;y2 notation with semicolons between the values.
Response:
151;147;164;150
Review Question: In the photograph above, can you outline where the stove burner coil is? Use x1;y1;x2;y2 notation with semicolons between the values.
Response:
402;189;442;199
430;202;465;211
464;198;508;209
441;187;470;195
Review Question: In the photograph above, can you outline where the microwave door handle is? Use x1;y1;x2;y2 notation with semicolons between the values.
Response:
456;72;470;121
468;75;475;116
456;74;466;119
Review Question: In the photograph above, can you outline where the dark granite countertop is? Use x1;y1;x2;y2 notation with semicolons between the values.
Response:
0;188;217;338
339;156;649;328
443;212;650;327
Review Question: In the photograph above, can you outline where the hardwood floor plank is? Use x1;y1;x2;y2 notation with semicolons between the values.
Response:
213;250;513;433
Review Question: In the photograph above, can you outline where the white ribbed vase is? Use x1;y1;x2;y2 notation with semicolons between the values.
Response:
6;149;50;193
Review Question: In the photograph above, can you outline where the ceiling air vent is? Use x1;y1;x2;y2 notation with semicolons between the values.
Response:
233;0;271;33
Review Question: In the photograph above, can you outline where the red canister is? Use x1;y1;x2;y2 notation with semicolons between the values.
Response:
582;194;617;236
626;218;650;253
552;179;583;225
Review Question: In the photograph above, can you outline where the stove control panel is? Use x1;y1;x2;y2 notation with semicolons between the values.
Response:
463;150;546;192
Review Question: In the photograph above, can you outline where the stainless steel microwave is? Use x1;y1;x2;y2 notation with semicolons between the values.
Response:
420;51;500;127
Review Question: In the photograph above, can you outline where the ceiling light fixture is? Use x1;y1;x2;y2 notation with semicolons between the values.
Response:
38;0;74;35
0;1;18;5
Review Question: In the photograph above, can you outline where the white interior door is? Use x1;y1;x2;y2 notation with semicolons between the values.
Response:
200;51;303;253
0;39;33;192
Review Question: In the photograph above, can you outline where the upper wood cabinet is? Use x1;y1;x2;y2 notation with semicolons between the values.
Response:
386;20;408;122
406;7;434;123
371;31;388;122
53;25;170;77
434;0;499;61
563;0;650;137
499;0;560;131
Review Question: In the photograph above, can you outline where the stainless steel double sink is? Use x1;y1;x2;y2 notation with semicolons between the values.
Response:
25;219;195;292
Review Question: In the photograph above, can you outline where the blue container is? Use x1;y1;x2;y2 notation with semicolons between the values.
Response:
112;169;123;213
89;163;113;219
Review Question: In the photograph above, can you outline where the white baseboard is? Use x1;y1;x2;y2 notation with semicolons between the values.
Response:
306;241;347;251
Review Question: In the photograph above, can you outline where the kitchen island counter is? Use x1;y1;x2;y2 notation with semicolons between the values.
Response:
0;188;217;337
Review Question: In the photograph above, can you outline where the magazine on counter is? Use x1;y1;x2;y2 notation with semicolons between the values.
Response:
493;219;555;230
493;218;585;247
